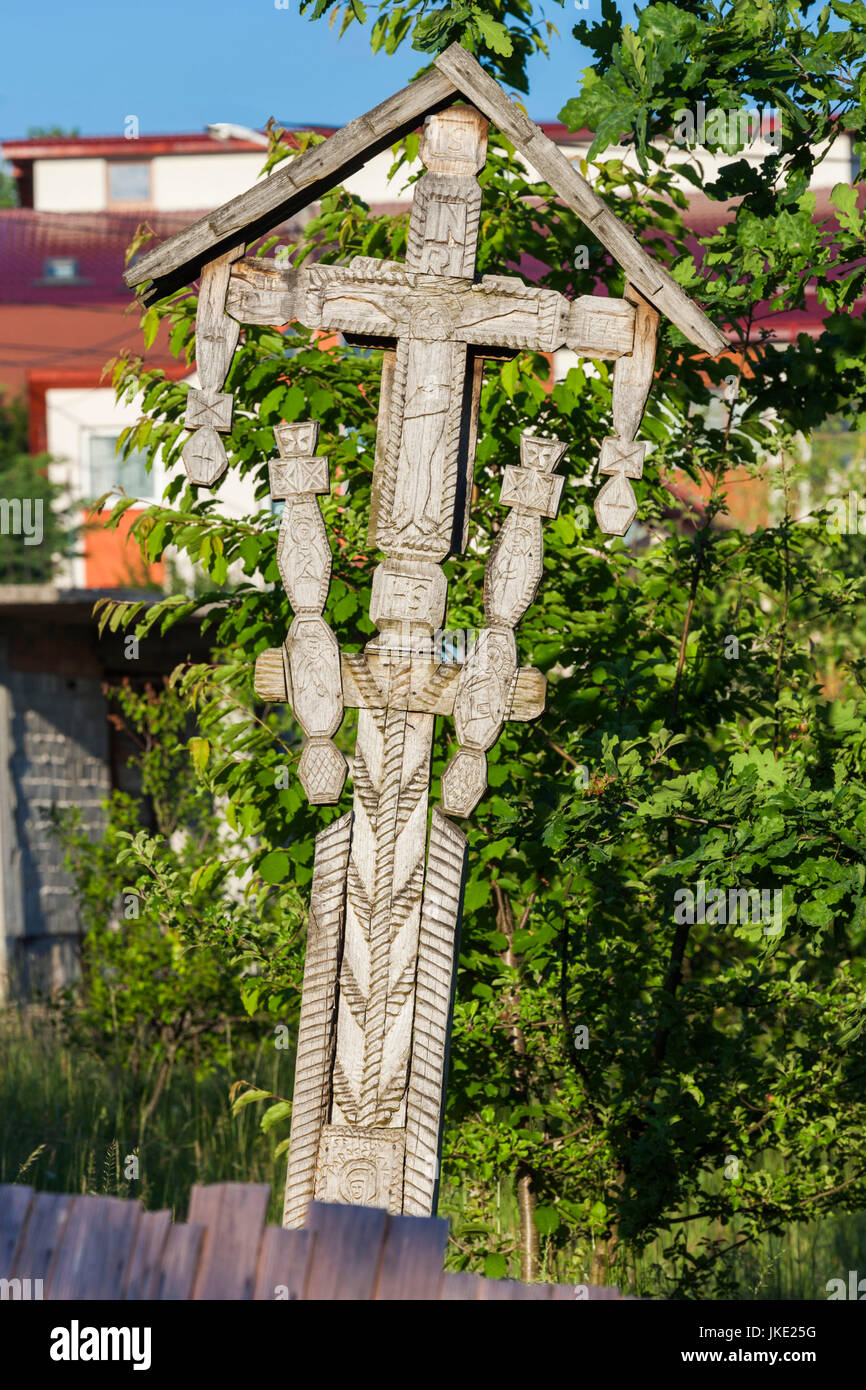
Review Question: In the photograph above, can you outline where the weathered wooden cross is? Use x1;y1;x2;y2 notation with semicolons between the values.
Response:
124;45;725;1227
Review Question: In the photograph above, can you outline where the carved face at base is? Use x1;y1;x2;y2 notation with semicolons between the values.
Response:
339;1159;380;1205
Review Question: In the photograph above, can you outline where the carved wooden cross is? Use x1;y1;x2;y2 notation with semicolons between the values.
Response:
124;41;725;1230
221;106;662;1225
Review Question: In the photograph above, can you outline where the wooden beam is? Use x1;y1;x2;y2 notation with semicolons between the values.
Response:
433;44;727;358
124;66;459;304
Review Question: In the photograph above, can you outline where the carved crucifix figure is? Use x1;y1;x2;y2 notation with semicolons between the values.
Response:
227;105;661;1225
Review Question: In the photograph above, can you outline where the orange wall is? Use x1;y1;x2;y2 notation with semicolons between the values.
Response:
83;507;164;589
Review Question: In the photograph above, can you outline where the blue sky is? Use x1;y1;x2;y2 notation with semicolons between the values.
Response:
2;1;602;139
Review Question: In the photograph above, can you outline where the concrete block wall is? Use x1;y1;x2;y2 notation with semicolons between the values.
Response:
1;665;110;998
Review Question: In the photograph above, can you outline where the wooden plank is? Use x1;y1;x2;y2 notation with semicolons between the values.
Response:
374;1212;448;1300
480;1276;554;1300
440;1271;484;1300
153;1223;205;1300
403;812;467;1215
10;1192;73;1283
433;44;727;358
122;1209;172;1299
227;262;636;360
304;1201;388;1300
0;1184;34;1274
44;1195;141;1300
253;1225;314;1301
549;1280;623;1300
187;1182;270;1300
125;67;459;301
283;816;353;1228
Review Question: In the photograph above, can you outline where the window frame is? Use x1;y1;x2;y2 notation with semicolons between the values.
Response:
105;159;152;208
84;430;157;506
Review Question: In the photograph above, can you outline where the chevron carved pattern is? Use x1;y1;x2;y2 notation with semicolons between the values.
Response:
331;692;435;1137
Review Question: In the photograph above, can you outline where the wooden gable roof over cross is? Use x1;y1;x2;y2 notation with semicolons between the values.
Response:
125;43;724;348
124;43;726;537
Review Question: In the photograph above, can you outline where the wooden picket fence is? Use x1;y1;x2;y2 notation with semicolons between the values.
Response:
0;1182;624;1300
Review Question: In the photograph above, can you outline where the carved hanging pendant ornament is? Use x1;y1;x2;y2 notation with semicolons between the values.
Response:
126;44;725;1226
593;284;660;536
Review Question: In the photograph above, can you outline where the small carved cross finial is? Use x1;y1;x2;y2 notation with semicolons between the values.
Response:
270;420;329;500
275;421;319;457
594;438;648;536
519;435;569;473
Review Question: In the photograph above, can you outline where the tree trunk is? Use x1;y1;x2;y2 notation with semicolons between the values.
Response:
516;1164;540;1282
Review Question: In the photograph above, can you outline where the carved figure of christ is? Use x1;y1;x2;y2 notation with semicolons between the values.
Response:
232;105;643;1225
225;118;638;564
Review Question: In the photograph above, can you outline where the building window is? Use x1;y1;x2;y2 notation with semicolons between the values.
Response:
43;256;80;281
87;435;155;503
107;161;151;205
35;256;90;286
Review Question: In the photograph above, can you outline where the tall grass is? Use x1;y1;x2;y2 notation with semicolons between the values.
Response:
0;1006;291;1226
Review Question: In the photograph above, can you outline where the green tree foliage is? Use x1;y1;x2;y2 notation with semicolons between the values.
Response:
25;125;81;138
98;0;866;1292
0;167;18;208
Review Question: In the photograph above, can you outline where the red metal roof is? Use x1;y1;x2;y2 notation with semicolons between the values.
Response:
0;209;200;304
1;129;337;159
0;208;306;306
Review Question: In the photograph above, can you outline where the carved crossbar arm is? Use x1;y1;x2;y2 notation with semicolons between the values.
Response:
225;257;638;362
182;245;245;486
593;282;660;536
440;432;566;817
253;422;347;804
